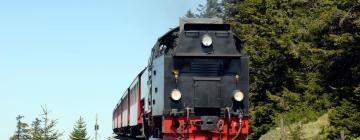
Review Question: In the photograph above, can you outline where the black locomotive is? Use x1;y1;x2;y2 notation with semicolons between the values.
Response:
113;18;249;140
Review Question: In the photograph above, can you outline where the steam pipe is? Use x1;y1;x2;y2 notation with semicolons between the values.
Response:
231;114;243;140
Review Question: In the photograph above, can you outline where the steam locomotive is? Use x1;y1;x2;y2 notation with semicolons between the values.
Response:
112;18;249;140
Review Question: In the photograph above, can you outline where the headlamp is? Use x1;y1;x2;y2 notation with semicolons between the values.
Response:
233;90;244;102
202;34;212;47
170;89;182;101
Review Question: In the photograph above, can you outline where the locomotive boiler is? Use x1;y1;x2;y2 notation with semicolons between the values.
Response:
112;18;249;140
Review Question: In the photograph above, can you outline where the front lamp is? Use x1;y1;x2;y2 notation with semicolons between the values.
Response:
233;90;244;102
170;89;182;101
202;34;212;47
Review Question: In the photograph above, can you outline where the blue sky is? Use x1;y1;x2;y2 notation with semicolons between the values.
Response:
0;0;205;139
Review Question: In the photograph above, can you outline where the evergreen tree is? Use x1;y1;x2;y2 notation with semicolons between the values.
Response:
10;115;31;140
186;0;224;18
30;118;42;140
30;106;62;140
69;117;89;140
220;0;360;139
327;100;360;139
40;106;62;140
185;10;195;18
196;0;223;18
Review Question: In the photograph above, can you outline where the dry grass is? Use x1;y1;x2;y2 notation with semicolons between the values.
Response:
259;113;329;140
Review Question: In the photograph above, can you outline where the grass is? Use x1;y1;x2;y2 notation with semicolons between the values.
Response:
259;113;329;140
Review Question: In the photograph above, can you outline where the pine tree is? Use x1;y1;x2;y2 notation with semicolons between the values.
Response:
30;118;42;140
40;106;62;140
10;115;31;140
185;0;224;18
196;0;223;18
69;117;89;140
30;106;62;140
185;10;195;18
221;0;360;139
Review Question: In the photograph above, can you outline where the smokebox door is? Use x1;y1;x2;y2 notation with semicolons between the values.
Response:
193;77;221;108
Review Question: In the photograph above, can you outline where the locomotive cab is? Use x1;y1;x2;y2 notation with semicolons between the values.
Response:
147;18;249;139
